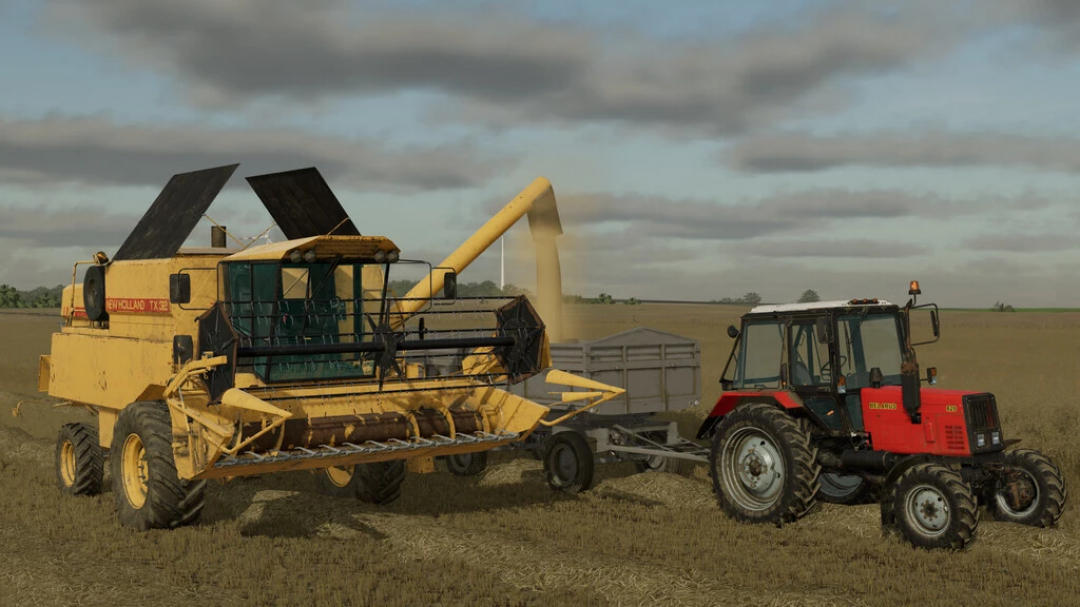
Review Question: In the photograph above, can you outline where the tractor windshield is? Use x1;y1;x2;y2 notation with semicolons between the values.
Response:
836;312;904;389
223;261;389;382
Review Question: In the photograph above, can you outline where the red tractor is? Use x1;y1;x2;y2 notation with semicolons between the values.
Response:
697;282;1067;549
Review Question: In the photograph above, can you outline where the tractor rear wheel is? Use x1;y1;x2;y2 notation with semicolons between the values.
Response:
818;472;877;505
353;460;407;505
544;431;595;494
111;401;206;530
445;451;488;477
986;449;1066;527
55;423;104;497
884;463;978;550
710;403;820;525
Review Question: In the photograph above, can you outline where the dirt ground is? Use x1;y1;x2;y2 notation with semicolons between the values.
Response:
1;304;1078;607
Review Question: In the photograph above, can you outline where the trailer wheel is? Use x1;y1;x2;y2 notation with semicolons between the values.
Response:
987;449;1066;527
710;403;820;525
353;460;407;505
111;401;206;530
446;451;488;477
885;463;978;550
315;465;359;499
55;423;103;497
634;455;682;475
544;431;595;494
818;472;877;505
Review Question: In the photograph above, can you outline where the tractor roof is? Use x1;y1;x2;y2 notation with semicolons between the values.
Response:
748;299;896;315
224;234;399;262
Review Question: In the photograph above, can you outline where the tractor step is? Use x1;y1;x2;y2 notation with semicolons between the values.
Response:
212;430;518;469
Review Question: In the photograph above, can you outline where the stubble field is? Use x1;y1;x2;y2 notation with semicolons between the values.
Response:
1;304;1079;607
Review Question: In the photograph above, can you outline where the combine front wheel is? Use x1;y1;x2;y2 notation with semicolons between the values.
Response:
55;423;104;497
987;449;1066;527
354;461;407;505
111;401;206;530
885;463;978;550
316;465;359;498
710;403;820;525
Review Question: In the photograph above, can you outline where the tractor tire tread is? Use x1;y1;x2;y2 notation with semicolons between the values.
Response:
988;448;1067;528
711;402;820;526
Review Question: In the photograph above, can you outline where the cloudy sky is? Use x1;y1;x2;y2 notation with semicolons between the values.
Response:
1;0;1079;306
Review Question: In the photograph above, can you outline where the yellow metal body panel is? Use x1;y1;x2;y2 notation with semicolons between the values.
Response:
38;356;50;392
407;457;435;474
48;332;173;410
225;235;398;262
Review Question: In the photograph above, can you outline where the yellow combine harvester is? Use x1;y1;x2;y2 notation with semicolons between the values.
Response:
40;164;622;530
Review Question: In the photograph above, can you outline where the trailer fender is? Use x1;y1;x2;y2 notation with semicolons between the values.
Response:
695;391;804;439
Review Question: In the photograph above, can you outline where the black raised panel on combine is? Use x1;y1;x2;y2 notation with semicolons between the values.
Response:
245;167;360;239
113;164;239;261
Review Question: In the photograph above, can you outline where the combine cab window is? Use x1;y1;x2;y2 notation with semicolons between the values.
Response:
224;261;385;382
735;321;784;389
837;313;904;389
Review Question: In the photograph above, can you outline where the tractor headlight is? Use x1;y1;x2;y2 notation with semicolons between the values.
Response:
288;249;302;263
991;431;1001;445
976;433;986;448
374;250;387;263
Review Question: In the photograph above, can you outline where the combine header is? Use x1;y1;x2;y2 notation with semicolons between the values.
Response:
41;164;623;530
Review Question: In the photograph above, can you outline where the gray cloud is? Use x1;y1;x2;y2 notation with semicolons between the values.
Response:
728;131;1080;174
0;206;138;248
962;233;1080;253
0;117;508;190
550;188;969;241
45;0;958;134
730;239;925;259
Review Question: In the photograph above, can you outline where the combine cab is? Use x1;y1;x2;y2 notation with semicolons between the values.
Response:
40;164;623;530
698;283;1067;549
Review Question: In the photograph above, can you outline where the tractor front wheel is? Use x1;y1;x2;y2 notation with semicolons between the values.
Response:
987;449;1066;527
55;423;104;497
884;463;978;550
111;401;206;530
710;403;820;525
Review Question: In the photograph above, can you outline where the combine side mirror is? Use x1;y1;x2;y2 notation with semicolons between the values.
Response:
443;272;457;299
169;273;191;304
869;367;884;389
815;317;830;344
931;310;940;337
726;325;740;339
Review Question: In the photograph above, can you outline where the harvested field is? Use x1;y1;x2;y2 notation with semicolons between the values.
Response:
1;305;1078;606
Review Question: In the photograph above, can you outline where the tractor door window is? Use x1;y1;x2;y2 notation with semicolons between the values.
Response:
735;321;784;389
837;313;903;389
790;322;831;387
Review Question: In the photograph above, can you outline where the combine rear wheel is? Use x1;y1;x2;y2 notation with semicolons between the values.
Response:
55;423;104;496
883;463;978;550
544;431;595;494
111;401;206;530
316;465;360;498
987;449;1066;527
445;451;488;477
710;403;820;525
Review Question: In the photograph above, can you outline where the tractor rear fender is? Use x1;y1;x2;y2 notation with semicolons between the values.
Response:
695;391;804;439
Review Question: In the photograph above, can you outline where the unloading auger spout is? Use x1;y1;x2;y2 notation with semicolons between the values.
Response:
394;177;565;341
